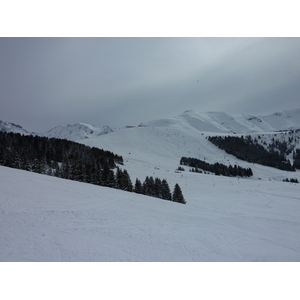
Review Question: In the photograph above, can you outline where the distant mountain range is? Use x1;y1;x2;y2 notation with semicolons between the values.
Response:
1;108;300;141
140;108;300;134
0;121;113;142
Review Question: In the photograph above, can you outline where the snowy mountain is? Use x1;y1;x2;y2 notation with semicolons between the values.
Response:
0;120;32;135
140;108;300;134
1;107;300;262
1;108;300;139
43;123;113;141
1;108;300;182
0;120;113;141
2;108;298;181
82;116;300;184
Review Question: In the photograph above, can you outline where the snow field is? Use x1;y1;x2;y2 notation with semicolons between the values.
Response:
1;164;300;262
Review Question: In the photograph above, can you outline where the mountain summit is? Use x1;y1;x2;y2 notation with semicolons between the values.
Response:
43;123;113;141
0;120;31;135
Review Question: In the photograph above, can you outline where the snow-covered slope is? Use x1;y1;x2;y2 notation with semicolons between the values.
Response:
83;122;300;184
141;108;300;134
1;108;300;262
43;123;113;141
0;120;32;135
1;164;300;262
261;109;300;131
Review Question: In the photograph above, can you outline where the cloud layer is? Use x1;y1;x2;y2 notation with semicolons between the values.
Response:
1;37;299;132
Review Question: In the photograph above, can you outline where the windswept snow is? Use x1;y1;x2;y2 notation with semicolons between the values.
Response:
1;164;300;262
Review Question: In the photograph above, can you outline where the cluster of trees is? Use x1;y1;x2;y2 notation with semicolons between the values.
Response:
255;130;300;158
267;139;293;157
134;176;186;204
180;157;253;177
0;131;123;180
0;131;186;204
101;169;186;204
283;178;299;183
208;135;296;171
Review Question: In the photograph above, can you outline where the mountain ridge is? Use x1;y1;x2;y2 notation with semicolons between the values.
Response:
140;108;300;134
0;120;32;135
1;108;300;141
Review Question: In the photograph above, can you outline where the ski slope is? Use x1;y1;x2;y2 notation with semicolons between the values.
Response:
1;164;300;262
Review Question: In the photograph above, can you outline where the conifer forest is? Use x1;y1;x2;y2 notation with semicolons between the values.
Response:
0;131;186;204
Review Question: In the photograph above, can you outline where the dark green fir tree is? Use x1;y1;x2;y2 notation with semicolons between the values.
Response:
172;183;186;204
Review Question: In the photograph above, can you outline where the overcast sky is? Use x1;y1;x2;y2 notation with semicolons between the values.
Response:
1;37;299;132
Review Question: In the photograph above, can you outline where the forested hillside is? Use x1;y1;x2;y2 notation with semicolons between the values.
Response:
208;134;298;171
0;131;185;203
180;157;253;177
0;131;122;179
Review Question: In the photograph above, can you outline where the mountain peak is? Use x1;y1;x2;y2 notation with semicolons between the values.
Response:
0;120;31;135
44;123;113;141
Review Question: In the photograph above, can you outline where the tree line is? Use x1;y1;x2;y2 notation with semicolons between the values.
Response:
208;135;296;171
0;131;186;204
283;177;299;183
180;157;253;178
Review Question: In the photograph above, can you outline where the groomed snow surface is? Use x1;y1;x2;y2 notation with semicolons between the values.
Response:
1;165;300;262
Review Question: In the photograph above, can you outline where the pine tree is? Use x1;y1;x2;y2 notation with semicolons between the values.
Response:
115;167;123;190
134;178;143;194
161;179;172;200
106;169;117;188
153;177;161;198
172;183;186;204
121;169;133;192
147;176;156;197
143;176;150;195
101;161;110;186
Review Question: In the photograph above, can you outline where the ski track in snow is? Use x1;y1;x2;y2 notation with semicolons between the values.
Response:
177;237;194;262
1;195;10;214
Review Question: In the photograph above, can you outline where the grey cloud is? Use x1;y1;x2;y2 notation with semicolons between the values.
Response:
0;37;299;132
